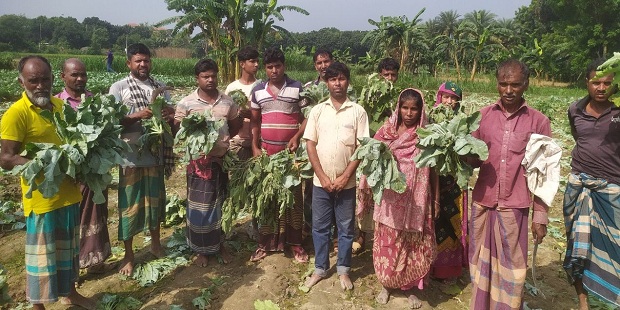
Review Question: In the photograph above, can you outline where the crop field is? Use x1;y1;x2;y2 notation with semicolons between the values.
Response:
2;56;612;309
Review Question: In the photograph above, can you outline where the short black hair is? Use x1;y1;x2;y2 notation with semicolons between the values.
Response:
313;49;333;62
324;62;350;81
586;57;609;80
194;58;219;76
18;55;52;74
238;46;259;62
263;47;285;65
496;59;530;80
126;43;151;60
378;57;400;72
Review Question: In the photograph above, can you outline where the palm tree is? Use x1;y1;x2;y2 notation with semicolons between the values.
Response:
362;8;427;72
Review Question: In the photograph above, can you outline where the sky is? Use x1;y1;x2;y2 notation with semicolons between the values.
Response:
1;0;531;32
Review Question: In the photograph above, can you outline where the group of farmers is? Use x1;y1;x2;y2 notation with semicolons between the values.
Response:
0;42;618;310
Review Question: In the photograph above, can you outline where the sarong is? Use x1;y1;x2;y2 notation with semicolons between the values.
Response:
79;185;111;268
258;185;304;251
186;162;227;255
117;166;165;241
469;203;528;310
431;176;468;279
25;203;80;303
563;173;620;307
373;222;436;290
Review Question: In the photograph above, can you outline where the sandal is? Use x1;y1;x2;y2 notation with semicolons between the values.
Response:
291;245;308;263
250;247;267;262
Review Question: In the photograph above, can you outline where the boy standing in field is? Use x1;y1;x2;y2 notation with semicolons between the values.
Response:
303;62;370;291
378;57;400;83
249;47;309;263
225;46;260;161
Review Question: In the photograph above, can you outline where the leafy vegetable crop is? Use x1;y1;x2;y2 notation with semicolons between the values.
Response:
221;146;312;233
301;82;330;106
138;97;173;158
10;95;130;204
164;194;186;227
414;107;489;188
351;137;407;204
357;73;398;127
0;264;10;305
228;89;249;110
174;110;225;162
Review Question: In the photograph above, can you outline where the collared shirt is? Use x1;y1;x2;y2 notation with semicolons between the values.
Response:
303;98;370;189
569;96;620;185
0;92;82;215
251;75;304;153
175;89;239;158
55;89;93;110
109;76;170;167
472;100;551;220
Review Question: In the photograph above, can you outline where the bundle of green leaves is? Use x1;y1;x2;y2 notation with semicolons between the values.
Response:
351;137;407;204
228;89;249;110
300;82;330;106
174;110;225;163
414;108;489;188
0;263;10;305
11;94;130;204
357;73;398;128
598;52;620;105
164;194;186;227
221;147;312;233
138;97;173;157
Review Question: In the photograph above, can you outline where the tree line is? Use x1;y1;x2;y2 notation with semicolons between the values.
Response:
0;0;618;83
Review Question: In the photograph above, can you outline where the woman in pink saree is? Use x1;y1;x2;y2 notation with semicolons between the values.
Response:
357;88;439;308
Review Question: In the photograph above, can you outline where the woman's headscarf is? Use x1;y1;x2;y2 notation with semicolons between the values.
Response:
434;81;462;107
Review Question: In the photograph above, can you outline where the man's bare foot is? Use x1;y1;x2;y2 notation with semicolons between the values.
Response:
339;274;354;290
219;245;233;264
304;273;324;289
407;293;422;309
60;288;97;309
150;243;166;258
376;287;390;304
118;257;134;277
250;247;267;262
193;254;208;267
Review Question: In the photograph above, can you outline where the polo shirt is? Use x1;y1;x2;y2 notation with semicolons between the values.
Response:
472;100;551;222
303;98;370;189
55;89;93;110
251;76;304;154
568;96;620;185
175;89;239;158
0;92;82;215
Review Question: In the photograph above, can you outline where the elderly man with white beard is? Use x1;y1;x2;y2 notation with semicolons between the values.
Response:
0;55;96;309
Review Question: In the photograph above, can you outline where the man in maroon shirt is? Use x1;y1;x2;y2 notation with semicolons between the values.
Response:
468;59;550;310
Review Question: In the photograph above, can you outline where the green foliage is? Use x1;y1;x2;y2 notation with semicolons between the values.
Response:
351;138;407;204
228;89;249;109
414;108;488;188
0;264;10;305
164;194;186;227
221;146;312;233
97;294;142;310
598;53;620;106
0;200;25;231
9;95;130;204
357;73;398;128
300;82;329;106
174;110;225;162
138;97;174;158
131;256;189;287
254;300;281;310
192;277;226;310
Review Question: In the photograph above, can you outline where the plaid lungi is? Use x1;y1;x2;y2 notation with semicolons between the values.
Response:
186;162;227;255
25;203;80;303
469;203;529;310
117;166;165;241
563;173;620;307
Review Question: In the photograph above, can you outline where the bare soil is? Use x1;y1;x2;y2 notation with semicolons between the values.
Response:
0;165;585;310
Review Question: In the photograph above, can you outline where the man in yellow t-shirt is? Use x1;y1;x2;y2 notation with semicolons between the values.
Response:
0;56;94;310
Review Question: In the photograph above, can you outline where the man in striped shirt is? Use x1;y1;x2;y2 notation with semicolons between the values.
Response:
249;47;308;263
